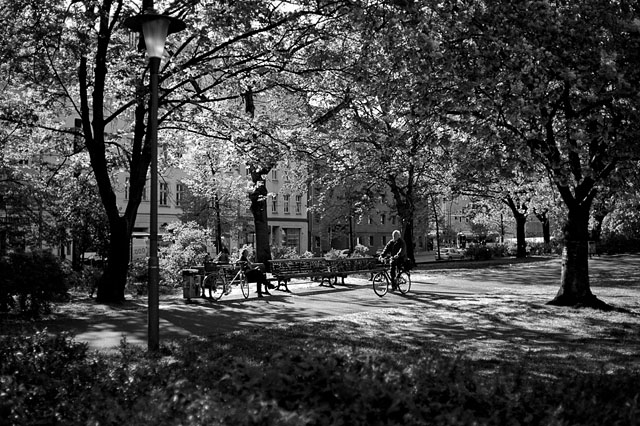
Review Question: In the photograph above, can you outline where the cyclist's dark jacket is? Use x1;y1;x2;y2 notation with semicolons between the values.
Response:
381;238;407;260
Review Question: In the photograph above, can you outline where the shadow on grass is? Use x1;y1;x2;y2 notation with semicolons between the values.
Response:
19;254;640;374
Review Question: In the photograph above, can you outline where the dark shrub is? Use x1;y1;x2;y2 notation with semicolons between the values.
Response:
0;330;100;425
0;251;68;316
598;234;640;255
528;241;562;255
465;246;493;260
489;244;508;257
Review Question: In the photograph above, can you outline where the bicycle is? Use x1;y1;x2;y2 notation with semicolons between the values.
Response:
372;257;411;297
202;263;250;300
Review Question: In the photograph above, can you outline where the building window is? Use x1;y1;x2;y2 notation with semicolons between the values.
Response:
271;169;278;180
381;214;386;225
271;194;278;213
159;182;169;206
283;194;290;214
369;235;374;246
368;215;373;225
391;215;396;225
314;236;321;248
283;228;300;250
175;183;184;207
124;177;130;200
295;194;302;214
382;236;387;245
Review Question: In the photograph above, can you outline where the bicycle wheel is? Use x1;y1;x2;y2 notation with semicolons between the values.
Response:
396;272;411;294
372;271;388;297
240;273;249;299
204;274;224;300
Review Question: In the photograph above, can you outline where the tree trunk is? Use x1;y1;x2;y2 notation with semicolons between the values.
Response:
534;209;551;244
392;195;416;265
79;8;150;303
249;166;272;271
430;194;442;259
214;194;223;251
402;216;415;265
548;204;608;309
541;216;551;244
504;195;527;258
96;216;129;302
515;214;527;257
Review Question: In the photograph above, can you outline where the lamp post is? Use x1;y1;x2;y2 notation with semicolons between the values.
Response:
124;9;185;351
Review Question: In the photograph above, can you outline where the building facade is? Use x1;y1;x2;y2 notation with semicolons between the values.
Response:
112;162;310;259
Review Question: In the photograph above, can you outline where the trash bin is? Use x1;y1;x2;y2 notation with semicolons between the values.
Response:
182;269;200;300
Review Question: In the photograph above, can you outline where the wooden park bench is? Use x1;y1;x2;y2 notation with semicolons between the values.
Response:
325;257;385;285
268;256;384;290
268;257;333;291
184;256;386;299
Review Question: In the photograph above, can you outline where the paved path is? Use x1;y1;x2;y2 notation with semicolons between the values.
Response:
52;259;556;351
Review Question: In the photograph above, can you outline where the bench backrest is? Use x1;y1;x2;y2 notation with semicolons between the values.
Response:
326;257;380;273
200;262;241;279
269;258;328;275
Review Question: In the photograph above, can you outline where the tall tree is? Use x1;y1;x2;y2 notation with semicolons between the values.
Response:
450;0;640;307
294;1;455;265
1;0;351;302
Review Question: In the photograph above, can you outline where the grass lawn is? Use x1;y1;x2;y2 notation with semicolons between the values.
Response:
1;255;639;425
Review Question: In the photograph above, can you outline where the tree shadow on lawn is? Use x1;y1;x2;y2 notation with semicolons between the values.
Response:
27;255;640;373
421;255;640;290
369;261;640;377
266;295;640;379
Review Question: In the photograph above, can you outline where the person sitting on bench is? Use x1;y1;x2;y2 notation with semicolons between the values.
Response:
239;249;274;298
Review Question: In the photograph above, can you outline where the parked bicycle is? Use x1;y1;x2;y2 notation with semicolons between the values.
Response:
202;263;250;300
372;257;411;297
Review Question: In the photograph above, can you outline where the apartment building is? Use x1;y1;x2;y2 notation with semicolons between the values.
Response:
261;166;309;254
112;162;310;258
306;187;398;256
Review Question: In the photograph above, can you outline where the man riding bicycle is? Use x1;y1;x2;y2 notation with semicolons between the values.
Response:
379;230;407;291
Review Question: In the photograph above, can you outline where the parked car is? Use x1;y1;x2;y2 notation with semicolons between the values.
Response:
435;248;465;261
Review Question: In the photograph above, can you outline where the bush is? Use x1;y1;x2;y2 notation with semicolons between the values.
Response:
0;330;97;424
598;234;640;255
527;241;563;255
324;248;348;260
351;244;370;258
126;258;149;295
0;251;68;317
488;243;509;257
159;221;209;286
2;330;639;426
465;246;493;261
271;246;301;259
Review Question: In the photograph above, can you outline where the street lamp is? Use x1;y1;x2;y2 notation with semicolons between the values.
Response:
124;9;185;351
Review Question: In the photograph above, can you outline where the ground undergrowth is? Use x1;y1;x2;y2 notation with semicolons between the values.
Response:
2;255;639;425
